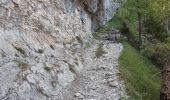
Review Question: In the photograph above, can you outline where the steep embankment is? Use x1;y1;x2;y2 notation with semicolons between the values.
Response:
0;0;124;99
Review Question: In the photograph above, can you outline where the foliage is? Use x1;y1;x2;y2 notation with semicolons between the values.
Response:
142;42;170;69
95;43;106;58
92;16;122;40
50;45;55;50
14;46;26;55
119;42;160;100
37;49;44;54
68;63;76;74
18;61;28;71
115;0;170;47
51;80;58;88
44;66;51;72
115;0;170;70
167;37;170;43
76;36;83;44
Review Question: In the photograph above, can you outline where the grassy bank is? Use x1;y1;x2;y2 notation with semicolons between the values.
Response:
119;42;161;100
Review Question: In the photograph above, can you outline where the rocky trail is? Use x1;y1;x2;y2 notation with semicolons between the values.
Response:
57;40;127;100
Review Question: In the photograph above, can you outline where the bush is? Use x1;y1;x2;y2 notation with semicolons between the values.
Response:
142;43;170;69
14;47;26;55
142;44;155;59
18;62;28;71
76;36;83;44
50;45;55;50
166;37;170;43
95;43;106;58
44;66;51;72
37;49;44;54
154;43;170;68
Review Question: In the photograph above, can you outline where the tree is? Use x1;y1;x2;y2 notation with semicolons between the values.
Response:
136;0;142;51
160;0;170;35
149;0;170;37
160;55;170;100
118;0;149;51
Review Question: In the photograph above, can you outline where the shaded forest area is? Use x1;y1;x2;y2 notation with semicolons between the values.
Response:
115;0;170;69
114;0;170;99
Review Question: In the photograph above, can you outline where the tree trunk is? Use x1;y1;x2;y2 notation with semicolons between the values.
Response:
137;0;142;52
160;56;170;100
166;19;170;35
137;12;142;51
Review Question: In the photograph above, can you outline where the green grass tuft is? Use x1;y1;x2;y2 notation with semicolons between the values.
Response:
18;62;28;71
119;42;161;100
50;45;55;50
37;49;44;54
14;47;26;55
76;36;83;44
68;63;76;74
44;66;51;72
95;43;106;58
51;80;58;88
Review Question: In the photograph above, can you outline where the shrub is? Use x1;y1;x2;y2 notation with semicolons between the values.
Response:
44;63;51;72
50;45;55;50
142;43;170;69
51;80;58;88
76;36;83;44
18;61;28;71
14;47;26;55
68;63;76;74
44;66;51;72
37;49;44;54
142;44;155;59
154;43;170;68
95;43;106;58
166;37;170;43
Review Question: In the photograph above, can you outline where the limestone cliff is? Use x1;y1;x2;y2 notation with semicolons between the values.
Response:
0;0;123;99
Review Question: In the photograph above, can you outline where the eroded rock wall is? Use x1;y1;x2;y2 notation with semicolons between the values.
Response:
0;0;123;99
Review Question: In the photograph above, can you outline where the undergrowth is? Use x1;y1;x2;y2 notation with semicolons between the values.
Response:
119;42;161;100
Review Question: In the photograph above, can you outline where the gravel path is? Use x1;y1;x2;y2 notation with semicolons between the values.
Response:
57;41;127;100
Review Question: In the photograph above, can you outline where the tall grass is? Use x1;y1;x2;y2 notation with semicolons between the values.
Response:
119;42;161;100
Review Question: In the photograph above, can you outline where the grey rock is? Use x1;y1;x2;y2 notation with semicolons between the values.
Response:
108;81;119;87
74;92;84;99
0;0;124;99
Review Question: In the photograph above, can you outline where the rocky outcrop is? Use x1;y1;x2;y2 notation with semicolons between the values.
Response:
80;0;123;29
0;0;123;99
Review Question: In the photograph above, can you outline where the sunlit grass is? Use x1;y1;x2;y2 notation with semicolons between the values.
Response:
119;42;161;100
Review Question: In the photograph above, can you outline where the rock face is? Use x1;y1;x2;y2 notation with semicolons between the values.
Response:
81;0;123;29
0;0;123;100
